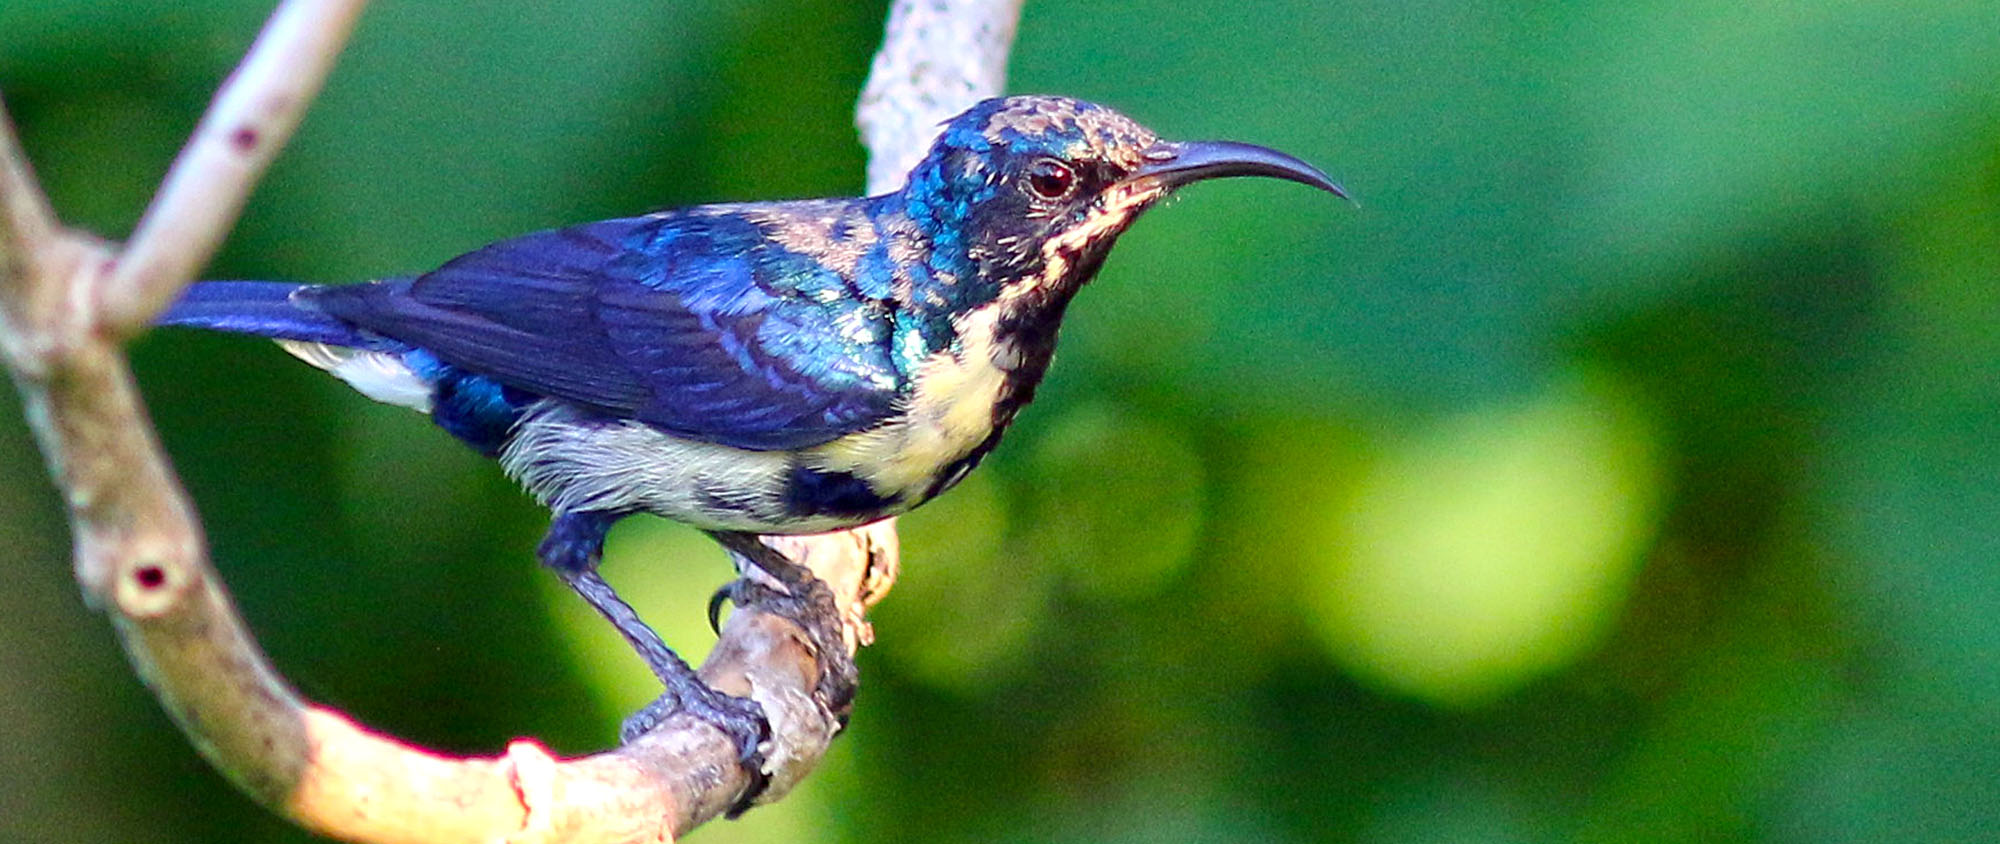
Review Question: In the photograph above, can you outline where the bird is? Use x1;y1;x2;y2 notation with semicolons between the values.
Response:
159;94;1345;800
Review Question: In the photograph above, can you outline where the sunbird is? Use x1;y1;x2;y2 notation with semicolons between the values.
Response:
162;94;1345;799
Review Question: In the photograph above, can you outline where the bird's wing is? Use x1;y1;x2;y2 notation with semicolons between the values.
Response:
308;211;905;451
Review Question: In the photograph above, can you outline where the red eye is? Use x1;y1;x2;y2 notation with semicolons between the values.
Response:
1027;159;1076;200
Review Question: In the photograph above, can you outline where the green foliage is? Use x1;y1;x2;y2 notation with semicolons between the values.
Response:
4;0;1997;840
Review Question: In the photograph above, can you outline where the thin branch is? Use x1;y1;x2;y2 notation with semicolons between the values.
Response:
0;99;58;259
97;0;369;337
0;0;1019;841
858;0;1024;194
0;97;72;374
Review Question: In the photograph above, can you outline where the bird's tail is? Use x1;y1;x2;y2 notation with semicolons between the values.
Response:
159;280;436;412
158;280;369;347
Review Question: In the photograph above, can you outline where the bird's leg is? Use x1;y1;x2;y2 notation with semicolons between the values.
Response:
707;531;859;717
538;512;770;770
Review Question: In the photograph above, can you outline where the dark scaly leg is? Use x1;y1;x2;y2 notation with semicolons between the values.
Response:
538;512;769;768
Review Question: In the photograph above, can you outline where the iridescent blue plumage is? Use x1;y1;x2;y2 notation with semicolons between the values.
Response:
301;209;904;450
155;94;1347;808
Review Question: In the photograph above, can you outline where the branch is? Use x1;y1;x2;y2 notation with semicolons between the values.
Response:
99;0;369;338
0;1;1019;842
858;0;1024;194
0;98;58;266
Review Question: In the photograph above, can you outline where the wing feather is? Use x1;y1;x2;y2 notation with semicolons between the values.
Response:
309;209;903;450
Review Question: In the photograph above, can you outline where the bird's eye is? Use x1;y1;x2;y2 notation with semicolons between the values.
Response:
1026;159;1077;200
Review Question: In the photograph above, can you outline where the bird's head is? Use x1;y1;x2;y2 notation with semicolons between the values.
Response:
896;95;1346;313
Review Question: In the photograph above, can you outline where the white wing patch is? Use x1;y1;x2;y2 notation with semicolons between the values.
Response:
276;340;435;412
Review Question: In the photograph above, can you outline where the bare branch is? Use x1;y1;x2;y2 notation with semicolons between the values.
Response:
0;96;78;376
97;0;369;337
0;98;59;263
859;0;1024;193
0;0;1019;841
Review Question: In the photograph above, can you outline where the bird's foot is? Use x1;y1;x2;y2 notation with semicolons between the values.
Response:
710;573;858;716
617;674;768;751
619;670;772;816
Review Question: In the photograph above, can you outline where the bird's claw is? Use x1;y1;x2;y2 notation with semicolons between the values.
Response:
707;580;736;635
712;573;856;713
619;673;772;816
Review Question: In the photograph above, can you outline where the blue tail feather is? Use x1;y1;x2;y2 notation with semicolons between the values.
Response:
159;281;370;347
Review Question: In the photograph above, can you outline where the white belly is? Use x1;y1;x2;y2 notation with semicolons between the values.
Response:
500;401;824;532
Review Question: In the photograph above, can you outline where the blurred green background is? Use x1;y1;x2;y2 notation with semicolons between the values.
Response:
4;0;1998;841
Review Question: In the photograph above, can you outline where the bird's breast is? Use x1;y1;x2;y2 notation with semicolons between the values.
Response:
805;303;1034;507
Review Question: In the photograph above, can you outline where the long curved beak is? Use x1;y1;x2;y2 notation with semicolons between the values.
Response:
1130;140;1349;200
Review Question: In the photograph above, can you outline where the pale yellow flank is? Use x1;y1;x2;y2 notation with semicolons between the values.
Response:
807;304;1015;501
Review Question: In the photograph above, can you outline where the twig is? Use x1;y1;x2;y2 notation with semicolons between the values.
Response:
0;100;58;259
96;0;368;337
0;0;1021;842
0;99;77;375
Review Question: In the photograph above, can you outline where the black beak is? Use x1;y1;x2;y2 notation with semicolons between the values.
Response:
1130;140;1349;200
